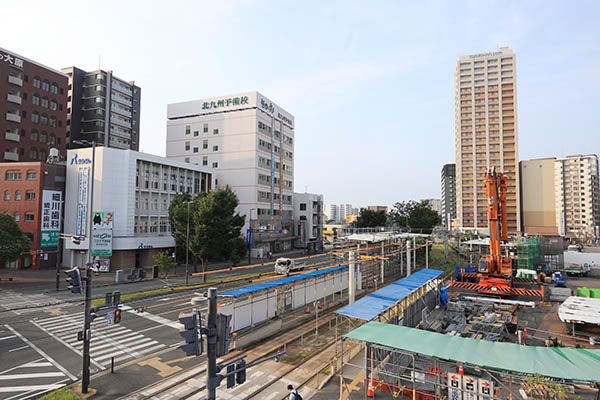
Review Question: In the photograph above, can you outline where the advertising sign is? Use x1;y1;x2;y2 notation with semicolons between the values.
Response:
448;374;462;400
40;190;62;248
91;211;113;257
463;375;477;400
478;378;494;400
76;167;89;236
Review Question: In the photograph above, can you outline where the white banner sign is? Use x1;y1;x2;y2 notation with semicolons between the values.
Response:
77;167;89;236
448;373;462;400
478;378;494;400
463;375;477;400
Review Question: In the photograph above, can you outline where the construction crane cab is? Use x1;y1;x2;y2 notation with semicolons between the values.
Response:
477;167;513;295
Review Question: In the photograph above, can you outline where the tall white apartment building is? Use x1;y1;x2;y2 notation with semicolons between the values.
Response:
339;204;353;222
293;192;324;252
554;154;600;239
166;92;295;254
324;204;339;222
455;47;520;234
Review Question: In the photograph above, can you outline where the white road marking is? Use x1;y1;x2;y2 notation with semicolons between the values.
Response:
0;372;64;380
22;361;52;368
4;325;77;381
0;335;17;341
125;309;182;329
3;378;69;400
8;346;28;353
0;383;66;393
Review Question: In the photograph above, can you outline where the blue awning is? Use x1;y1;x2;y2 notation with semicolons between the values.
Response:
218;264;349;297
335;268;443;321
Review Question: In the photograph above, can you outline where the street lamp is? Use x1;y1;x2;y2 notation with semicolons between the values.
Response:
185;200;191;286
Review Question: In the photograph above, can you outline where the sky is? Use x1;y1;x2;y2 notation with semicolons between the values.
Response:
3;1;599;208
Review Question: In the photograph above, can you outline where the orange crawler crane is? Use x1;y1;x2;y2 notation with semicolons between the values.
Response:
477;167;513;295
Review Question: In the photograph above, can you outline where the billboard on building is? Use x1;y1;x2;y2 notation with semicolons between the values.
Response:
40;190;62;248
76;167;89;236
91;211;113;257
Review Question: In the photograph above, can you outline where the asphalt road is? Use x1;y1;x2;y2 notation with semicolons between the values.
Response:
0;252;335;399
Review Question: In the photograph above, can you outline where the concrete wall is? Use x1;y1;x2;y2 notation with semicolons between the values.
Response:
520;158;558;235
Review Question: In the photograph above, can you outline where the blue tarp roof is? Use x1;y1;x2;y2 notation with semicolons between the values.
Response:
335;268;443;321
218;264;349;297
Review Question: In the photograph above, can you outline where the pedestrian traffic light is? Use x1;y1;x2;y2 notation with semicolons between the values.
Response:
114;308;122;324
226;364;235;388
216;313;233;357
178;313;200;356
235;359;246;384
64;268;83;294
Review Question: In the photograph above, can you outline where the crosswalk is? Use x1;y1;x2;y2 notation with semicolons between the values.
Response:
31;313;166;370
0;294;64;315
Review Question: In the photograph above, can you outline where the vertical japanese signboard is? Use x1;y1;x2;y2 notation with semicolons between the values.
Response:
463;375;477;400
448;374;462;400
91;211;113;257
76;167;89;236
40;190;62;248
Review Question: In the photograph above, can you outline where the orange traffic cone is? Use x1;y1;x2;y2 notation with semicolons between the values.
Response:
367;379;374;397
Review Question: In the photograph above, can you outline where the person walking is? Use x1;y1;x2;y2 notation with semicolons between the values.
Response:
287;384;302;400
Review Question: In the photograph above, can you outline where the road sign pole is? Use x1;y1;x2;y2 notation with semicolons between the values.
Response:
207;287;218;400
82;268;92;393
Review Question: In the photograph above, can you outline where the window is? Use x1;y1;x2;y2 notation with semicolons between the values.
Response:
213;128;219;135
41;97;49;108
184;157;190;163
49;134;56;144
3;191;9;200
25;192;36;200
14;190;21;200
33;77;41;88
25;213;35;222
31;130;38;141
300;203;307;211
185;125;190;135
193;130;199;136
5;171;21;180
29;147;38;159
50;117;57;127
40;114;48;125
39;149;46;161
212;162;218;168
203;140;208;149
185;141;190;151
51;83;58;94
42;80;50;91
202;156;208;166
213;145;218;151
40;132;47;143
193;147;198;153
32;94;40;106
32;112;39;123
13;213;20;222
203;123;208;133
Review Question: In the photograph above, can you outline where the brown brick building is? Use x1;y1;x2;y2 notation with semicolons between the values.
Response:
0;47;68;163
0;162;65;269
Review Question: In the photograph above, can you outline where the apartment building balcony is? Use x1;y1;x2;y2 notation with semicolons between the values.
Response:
110;127;131;140
112;92;132;107
7;75;23;86
111;103;132;118
109;138;130;149
5;131;20;142
4;151;19;161
111;81;133;96
6;112;21;123
110;115;132;129
7;93;22;104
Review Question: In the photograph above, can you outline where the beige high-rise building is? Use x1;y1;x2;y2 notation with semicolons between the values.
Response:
519;158;558;236
554;155;600;239
455;47;520;234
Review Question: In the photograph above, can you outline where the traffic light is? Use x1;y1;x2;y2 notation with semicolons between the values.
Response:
114;308;122;324
216;313;233;357
113;291;121;306
64;268;83;294
235;359;246;385
178;313;200;356
226;364;235;388
72;236;81;245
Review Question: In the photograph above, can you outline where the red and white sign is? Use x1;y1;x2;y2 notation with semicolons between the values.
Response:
448;374;462;400
478;378;494;400
463;375;477;400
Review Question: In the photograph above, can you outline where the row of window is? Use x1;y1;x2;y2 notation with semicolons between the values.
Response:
31;112;61;127
7;212;35;222
31;94;61;110
3;190;36;200
5;171;37;181
32;77;61;95
185;124;218;136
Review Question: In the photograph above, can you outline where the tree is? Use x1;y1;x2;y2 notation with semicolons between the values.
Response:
352;208;387;228
0;214;31;264
388;200;441;233
153;250;176;279
168;192;200;271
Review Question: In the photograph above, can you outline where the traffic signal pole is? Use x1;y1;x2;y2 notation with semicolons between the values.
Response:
207;287;218;400
82;268;92;393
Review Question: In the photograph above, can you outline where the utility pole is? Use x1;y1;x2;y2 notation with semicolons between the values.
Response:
55;234;62;291
380;240;384;283
426;242;429;269
413;236;416;267
186;201;190;286
206;287;218;400
348;250;356;304
82;140;95;394
407;239;411;276
82;269;92;393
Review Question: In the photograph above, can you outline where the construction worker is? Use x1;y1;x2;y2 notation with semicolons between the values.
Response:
287;384;302;400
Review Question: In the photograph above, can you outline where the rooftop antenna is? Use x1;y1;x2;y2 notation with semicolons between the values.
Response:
304;185;308;193
98;54;101;70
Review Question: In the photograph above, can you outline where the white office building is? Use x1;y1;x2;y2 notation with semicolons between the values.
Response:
166;92;295;255
324;204;339;222
63;147;213;270
293;192;324;252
